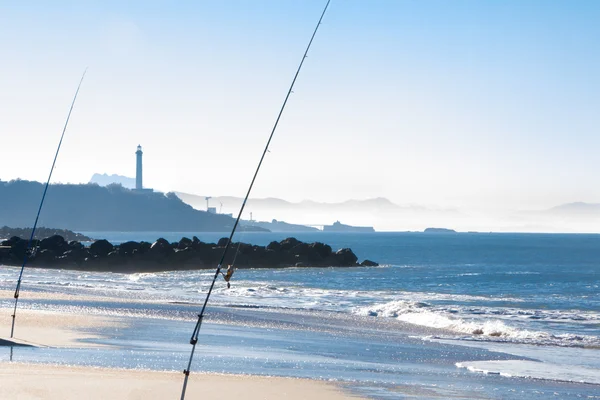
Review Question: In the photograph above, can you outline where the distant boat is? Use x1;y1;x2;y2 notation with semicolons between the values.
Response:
323;221;375;233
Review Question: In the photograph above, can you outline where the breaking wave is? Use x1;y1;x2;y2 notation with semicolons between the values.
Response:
355;300;600;348
456;360;600;385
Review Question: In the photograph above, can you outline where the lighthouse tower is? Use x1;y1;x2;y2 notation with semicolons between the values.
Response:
135;145;143;190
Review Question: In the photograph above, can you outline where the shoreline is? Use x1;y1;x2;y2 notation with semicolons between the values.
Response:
0;307;125;348
0;306;365;399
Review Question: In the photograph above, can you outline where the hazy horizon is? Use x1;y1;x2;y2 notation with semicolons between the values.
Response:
2;1;600;224
2;174;597;233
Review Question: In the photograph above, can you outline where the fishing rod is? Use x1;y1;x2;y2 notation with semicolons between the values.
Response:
180;1;331;398
10;69;87;339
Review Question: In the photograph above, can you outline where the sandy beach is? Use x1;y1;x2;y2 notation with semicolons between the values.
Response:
0;306;364;399
0;363;360;400
0;306;123;348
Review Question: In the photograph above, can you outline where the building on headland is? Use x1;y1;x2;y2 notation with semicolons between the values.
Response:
134;145;153;193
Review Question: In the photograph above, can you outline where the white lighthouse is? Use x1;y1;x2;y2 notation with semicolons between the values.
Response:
135;145;143;190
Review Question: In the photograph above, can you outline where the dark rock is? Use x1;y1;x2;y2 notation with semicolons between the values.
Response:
119;241;141;256
217;237;229;247
60;248;89;264
90;239;114;257
280;237;300;251
332;248;358;266
309;242;332;258
178;237;193;249
35;249;57;264
5;236;23;246
9;238;29;260
266;241;281;251
39;235;66;252
236;243;253;255
251;245;266;257
150;238;173;255
360;259;379;267
290;243;311;257
0;234;374;272
138;241;151;253
69;241;84;250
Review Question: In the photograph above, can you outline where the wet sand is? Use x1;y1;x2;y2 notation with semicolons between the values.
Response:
0;307;364;399
0;307;123;348
0;363;362;400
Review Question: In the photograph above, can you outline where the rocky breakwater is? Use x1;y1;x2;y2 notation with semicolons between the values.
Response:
0;235;378;273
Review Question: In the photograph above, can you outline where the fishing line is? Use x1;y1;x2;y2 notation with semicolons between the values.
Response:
221;223;246;288
222;210;257;287
9;69;87;339
180;1;331;398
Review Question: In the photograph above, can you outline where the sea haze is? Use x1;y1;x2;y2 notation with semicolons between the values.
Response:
1;232;599;399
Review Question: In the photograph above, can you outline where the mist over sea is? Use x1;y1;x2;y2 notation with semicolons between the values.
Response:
2;232;599;399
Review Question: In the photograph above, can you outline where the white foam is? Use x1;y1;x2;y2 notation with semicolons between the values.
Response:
357;301;600;347
354;300;430;317
456;360;600;385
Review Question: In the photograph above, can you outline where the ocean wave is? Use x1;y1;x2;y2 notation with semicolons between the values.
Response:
356;300;600;347
456;360;600;385
354;300;431;317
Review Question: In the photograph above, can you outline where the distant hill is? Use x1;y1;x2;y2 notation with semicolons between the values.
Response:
241;219;319;232
174;192;462;231
546;202;600;215
0;180;267;232
90;173;136;189
174;193;409;214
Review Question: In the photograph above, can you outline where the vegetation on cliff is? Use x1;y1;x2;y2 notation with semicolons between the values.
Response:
0;180;267;232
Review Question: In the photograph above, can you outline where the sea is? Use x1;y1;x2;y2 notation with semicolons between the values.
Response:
1;232;599;399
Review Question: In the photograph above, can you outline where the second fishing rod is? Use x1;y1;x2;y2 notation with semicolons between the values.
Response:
179;1;331;399
10;69;87;339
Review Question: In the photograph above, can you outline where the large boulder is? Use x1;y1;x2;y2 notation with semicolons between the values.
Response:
60;248;89;264
8;237;28;260
360;259;379;267
68;241;84;250
217;237;230;247
3;236;22;247
90;239;114;257
236;243;253;255
289;243;311;257
138;241;152;254
35;249;57;264
309;242;332;258
266;241;281;251
119;241;141;256
192;236;202;248
150;238;173;255
178;237;193;249
39;235;67;253
280;237;300;251
332;248;358;266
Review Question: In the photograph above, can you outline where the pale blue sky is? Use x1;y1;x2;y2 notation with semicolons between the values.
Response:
1;0;599;212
